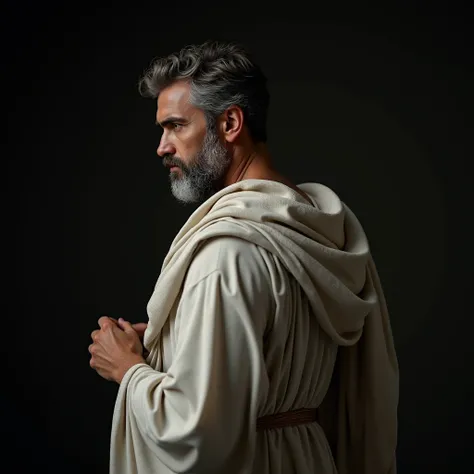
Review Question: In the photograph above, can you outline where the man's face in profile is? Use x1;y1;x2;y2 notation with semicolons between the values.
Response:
155;81;231;204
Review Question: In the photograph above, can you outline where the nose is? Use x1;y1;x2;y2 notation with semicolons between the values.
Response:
156;133;176;158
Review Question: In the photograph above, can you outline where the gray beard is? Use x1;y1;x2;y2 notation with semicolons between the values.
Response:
169;127;231;204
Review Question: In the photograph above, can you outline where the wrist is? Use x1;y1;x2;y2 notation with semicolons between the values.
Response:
116;355;146;384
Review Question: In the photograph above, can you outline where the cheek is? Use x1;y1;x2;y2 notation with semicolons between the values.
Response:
178;134;204;158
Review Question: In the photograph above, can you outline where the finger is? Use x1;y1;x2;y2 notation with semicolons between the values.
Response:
91;329;100;341
98;316;113;329
117;317;129;327
131;322;148;332
118;318;135;334
132;323;148;340
89;359;112;381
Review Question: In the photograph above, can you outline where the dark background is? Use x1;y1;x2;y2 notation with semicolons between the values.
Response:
3;2;473;473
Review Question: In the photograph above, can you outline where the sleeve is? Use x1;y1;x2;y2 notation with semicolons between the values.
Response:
115;238;272;473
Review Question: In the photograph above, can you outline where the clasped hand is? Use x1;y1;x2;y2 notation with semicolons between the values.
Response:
89;316;148;383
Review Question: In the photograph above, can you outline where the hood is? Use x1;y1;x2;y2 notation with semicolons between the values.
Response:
147;178;377;348
144;178;398;474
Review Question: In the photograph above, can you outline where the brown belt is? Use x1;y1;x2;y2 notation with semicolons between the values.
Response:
256;408;318;431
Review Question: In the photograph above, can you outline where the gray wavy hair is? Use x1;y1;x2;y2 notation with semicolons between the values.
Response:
138;40;270;143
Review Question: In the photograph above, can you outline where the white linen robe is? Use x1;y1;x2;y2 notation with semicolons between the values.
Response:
109;179;399;474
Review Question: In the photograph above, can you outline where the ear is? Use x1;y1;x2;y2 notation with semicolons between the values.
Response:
219;105;244;143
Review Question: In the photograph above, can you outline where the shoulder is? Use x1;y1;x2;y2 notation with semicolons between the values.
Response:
183;235;273;293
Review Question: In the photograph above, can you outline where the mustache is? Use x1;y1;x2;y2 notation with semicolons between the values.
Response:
163;155;185;169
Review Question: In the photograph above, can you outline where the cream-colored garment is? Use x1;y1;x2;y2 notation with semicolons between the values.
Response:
110;179;399;474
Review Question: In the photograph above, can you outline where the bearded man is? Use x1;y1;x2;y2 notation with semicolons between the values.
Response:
89;40;399;474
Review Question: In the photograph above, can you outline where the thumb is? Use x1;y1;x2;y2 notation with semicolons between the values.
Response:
118;318;135;334
132;322;148;333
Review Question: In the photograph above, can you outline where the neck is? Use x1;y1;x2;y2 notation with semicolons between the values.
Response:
222;141;314;206
223;142;276;187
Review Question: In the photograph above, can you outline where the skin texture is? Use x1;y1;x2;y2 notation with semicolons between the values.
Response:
89;317;146;383
89;80;312;384
156;80;313;204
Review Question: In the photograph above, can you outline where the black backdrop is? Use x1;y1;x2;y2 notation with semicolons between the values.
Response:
4;3;473;473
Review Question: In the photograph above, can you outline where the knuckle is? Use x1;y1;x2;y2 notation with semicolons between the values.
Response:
99;316;114;326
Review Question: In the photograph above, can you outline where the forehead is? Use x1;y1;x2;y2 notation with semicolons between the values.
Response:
156;81;194;121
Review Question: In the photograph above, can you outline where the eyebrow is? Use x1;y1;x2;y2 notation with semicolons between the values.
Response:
155;116;187;128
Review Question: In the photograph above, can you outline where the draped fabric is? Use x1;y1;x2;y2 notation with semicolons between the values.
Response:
109;179;399;474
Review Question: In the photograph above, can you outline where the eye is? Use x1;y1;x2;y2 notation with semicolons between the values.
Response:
173;123;183;131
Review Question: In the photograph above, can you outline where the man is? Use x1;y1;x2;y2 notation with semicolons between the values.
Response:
89;40;399;473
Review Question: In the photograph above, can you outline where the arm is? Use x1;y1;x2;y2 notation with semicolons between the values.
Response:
114;239;271;473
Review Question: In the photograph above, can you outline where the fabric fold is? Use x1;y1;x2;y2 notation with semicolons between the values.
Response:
110;179;398;474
